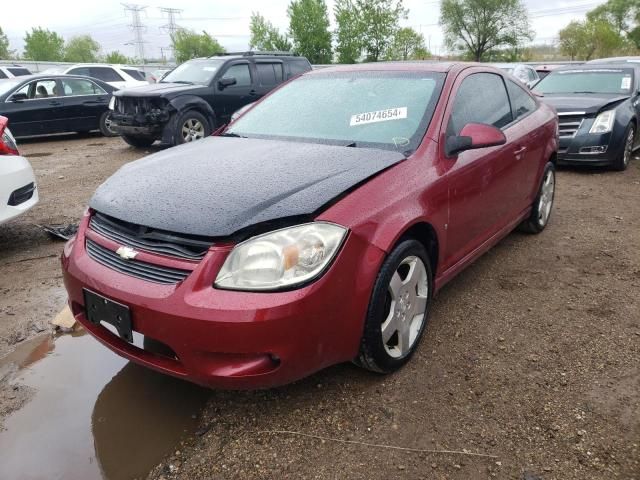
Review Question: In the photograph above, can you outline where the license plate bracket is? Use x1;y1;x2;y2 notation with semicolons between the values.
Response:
83;289;133;343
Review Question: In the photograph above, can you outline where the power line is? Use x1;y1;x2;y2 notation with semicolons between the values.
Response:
122;3;147;63
159;7;182;60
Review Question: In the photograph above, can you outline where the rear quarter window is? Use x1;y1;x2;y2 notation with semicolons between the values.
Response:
89;67;124;82
506;80;537;120
7;68;30;76
0;70;7;79
289;59;312;77
122;68;146;81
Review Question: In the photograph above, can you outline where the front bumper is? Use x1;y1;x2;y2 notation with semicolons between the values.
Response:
557;131;619;166
0;155;38;225
61;213;384;389
110;112;167;137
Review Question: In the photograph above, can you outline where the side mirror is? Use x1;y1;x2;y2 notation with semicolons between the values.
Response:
218;77;237;90
11;93;28;102
445;123;507;157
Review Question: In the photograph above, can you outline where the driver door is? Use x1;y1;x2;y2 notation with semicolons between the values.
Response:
6;78;65;136
213;61;257;123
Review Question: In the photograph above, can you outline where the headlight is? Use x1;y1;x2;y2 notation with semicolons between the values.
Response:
215;222;347;291
589;110;615;134
108;97;116;110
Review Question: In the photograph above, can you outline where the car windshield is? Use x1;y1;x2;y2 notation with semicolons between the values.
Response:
161;60;224;85
0;78;22;96
226;71;445;154
533;68;634;94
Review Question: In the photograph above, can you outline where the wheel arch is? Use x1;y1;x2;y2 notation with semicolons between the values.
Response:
168;95;216;127
394;221;440;278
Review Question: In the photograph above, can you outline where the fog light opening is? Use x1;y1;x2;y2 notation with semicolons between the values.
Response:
579;145;608;154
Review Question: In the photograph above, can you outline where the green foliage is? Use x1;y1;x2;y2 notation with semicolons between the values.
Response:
23;27;65;61
585;0;640;50
440;0;533;61
249;12;292;52
171;29;225;64
384;27;429;60
334;0;363;63
104;51;132;64
558;19;625;60
288;0;332;64
357;0;407;62
64;35;100;62
0;27;11;60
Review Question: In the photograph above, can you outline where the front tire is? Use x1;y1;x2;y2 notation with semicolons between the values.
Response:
121;134;156;148
613;124;635;171
355;239;433;373
174;110;211;145
99;112;118;137
519;162;555;234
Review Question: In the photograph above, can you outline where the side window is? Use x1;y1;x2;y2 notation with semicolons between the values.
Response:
89;67;124;82
68;67;91;77
527;68;538;82
0;70;7;79
222;64;251;87
447;73;512;136
289;59;311;77
61;78;107;96
8;68;31;76
13;79;59;99
256;63;283;85
506;80;537;120
122;68;146;81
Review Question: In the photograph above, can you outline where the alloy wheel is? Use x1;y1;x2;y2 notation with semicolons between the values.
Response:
181;119;205;142
381;255;429;358
537;169;555;226
104;114;116;135
623;128;635;167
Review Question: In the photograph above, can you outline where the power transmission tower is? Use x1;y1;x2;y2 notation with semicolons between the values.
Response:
122;3;147;63
160;7;182;61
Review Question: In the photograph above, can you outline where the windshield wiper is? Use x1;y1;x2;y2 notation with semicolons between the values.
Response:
572;91;598;94
220;132;247;138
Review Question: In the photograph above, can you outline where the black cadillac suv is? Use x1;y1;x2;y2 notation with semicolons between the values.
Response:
108;52;312;147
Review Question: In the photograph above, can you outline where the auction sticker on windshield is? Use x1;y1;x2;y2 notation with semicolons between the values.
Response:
621;76;631;90
350;107;407;126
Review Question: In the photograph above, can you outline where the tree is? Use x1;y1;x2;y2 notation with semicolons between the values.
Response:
249;13;292;52
334;0;363;63
171;29;225;63
586;0;640;49
384;27;429;60
0;27;11;60
440;0;533;61
288;0;332;64
357;0;407;62
104;51;131;64
558;21;587;61
23;27;65;61
64;35;100;62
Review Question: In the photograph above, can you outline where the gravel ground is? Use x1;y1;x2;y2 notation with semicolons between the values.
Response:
0;134;638;479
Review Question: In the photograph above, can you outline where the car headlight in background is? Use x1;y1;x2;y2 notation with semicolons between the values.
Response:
215;222;347;291
108;97;116;110
589;110;615;134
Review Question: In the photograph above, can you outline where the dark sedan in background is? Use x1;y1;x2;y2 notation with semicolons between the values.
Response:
0;75;117;138
533;64;639;170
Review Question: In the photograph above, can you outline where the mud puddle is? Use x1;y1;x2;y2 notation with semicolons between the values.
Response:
0;328;210;480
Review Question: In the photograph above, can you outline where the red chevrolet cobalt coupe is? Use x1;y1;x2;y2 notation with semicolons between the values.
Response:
62;63;558;389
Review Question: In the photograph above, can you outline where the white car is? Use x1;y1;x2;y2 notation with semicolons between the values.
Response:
490;63;540;89
0;117;38;225
0;65;32;79
40;64;148;89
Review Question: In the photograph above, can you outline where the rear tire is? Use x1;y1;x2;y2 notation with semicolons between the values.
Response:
612;124;635;171
519;162;555;234
174;110;211;145
99;112;118;137
121;134;156;148
355;239;433;374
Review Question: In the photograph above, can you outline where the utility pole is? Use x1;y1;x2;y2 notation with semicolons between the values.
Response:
160;7;182;61
122;3;147;64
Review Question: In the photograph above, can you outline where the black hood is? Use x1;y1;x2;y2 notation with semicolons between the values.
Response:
90;137;405;237
539;93;629;115
114;82;205;98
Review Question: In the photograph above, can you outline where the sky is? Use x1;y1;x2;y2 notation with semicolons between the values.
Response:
1;0;607;61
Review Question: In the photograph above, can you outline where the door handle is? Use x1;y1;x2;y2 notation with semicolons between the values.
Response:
49;100;62;106
514;146;527;156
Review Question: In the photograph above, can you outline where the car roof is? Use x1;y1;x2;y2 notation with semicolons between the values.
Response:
587;56;640;64
63;64;143;69
489;63;526;68
553;63;637;72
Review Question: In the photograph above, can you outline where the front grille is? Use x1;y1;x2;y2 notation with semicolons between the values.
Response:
89;212;212;261
116;97;162;115
558;115;585;138
86;239;191;285
8;182;35;206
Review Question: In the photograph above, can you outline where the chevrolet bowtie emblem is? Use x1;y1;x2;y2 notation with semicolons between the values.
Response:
116;246;138;260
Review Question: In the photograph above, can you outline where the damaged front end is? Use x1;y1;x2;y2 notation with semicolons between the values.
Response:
110;97;173;137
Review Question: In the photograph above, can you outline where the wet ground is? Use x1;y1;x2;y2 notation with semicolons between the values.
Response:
0;134;639;479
